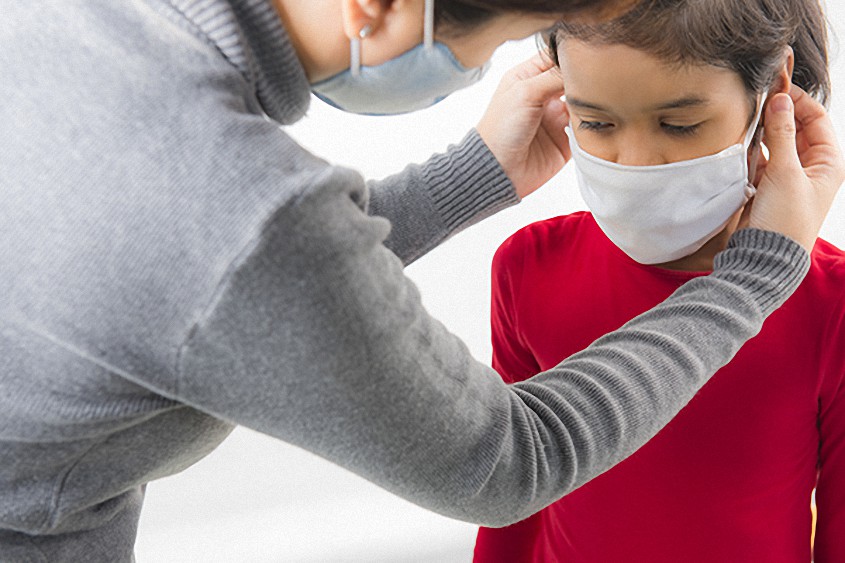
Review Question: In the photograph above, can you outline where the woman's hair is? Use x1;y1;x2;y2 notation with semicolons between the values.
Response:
435;0;608;32
549;0;831;106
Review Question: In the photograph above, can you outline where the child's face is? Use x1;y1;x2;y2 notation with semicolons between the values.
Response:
559;39;757;165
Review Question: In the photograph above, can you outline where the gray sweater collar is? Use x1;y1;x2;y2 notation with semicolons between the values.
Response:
174;0;312;124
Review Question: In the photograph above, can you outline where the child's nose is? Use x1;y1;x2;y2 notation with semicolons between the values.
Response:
614;135;667;167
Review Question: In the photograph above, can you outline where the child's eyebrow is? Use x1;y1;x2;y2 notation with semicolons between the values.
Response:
566;97;609;111
566;96;709;112
653;96;709;110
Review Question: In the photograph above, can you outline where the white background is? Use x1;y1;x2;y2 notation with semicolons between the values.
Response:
137;5;845;562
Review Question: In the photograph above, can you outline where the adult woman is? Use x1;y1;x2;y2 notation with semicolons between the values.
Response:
0;0;841;560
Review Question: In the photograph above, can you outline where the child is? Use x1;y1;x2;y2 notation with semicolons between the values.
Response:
474;0;844;561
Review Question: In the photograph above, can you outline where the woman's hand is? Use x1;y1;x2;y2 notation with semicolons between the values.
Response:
748;85;845;252
477;54;570;199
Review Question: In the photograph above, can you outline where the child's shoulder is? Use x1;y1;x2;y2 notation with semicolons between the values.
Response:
495;211;594;262
809;237;845;297
811;238;845;276
813;237;845;263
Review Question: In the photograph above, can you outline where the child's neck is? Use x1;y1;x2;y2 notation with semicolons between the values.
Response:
654;212;744;273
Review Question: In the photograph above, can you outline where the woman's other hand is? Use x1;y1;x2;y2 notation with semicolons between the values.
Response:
748;85;845;251
477;54;570;199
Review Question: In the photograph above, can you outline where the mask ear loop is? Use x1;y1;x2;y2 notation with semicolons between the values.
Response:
744;91;769;198
350;24;373;78
424;0;435;49
743;91;768;148
351;0;433;76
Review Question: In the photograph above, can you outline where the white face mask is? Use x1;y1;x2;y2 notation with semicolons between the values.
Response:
310;0;489;116
567;93;767;265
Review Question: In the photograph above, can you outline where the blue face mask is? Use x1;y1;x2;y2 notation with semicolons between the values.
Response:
310;0;489;116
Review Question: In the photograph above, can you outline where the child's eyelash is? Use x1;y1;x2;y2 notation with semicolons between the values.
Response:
578;120;612;132
577;120;704;137
661;123;702;136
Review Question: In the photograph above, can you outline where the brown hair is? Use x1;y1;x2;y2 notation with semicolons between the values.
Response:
549;0;831;106
436;0;610;32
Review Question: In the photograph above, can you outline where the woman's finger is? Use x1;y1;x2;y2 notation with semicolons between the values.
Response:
541;97;571;161
512;66;565;109
761;93;802;179
501;53;558;87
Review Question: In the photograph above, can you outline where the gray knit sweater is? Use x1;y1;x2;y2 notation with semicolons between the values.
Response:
0;1;810;561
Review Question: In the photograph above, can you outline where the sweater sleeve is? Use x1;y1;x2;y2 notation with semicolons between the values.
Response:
175;166;811;527
366;130;518;266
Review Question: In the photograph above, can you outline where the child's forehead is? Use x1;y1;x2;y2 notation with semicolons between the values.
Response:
559;39;690;74
558;40;745;102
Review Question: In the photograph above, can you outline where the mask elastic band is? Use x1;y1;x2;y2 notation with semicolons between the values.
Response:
424;0;435;49
350;38;361;77
743;91;768;148
351;25;373;78
350;0;434;76
742;92;769;198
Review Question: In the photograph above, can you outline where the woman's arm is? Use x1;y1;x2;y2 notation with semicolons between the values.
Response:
366;130;518;266
367;56;569;266
142;33;838;527
472;230;553;560
175;158;809;526
173;79;842;530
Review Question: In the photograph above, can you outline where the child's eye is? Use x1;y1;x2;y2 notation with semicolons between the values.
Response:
578;120;614;133
661;122;702;137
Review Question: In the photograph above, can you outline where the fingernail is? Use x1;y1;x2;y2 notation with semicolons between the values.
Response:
770;95;792;113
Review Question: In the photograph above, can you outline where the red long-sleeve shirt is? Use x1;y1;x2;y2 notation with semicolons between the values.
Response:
475;212;845;562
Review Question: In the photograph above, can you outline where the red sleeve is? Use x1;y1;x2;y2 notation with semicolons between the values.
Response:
813;290;845;562
474;232;544;563
489;233;542;384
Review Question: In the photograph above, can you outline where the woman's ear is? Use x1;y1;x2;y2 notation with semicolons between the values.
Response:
340;0;425;66
341;0;388;40
770;46;795;96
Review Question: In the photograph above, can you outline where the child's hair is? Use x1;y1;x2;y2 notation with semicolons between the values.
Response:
549;0;831;107
434;0;613;28
435;0;608;34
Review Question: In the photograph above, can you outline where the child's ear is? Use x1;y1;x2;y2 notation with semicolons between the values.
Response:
770;46;795;96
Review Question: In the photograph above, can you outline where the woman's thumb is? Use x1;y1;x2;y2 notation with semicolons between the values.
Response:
762;93;802;176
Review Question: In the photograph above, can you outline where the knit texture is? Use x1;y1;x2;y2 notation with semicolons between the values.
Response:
1;1;810;560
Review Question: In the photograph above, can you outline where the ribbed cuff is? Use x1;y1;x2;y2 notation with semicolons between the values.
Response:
422;129;518;236
715;228;811;316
